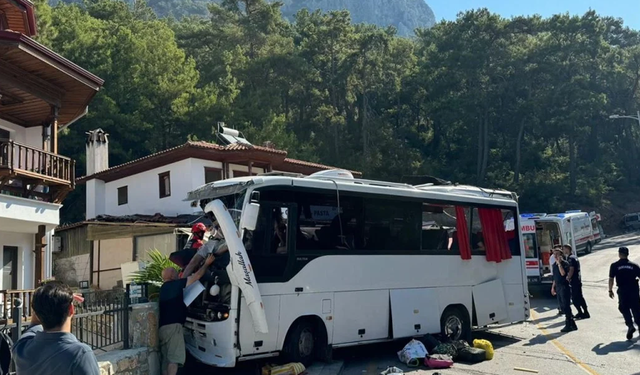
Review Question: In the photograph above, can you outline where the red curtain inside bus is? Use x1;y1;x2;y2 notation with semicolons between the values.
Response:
455;206;472;260
478;208;512;262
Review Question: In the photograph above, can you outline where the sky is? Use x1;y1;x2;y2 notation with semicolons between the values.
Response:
428;0;640;30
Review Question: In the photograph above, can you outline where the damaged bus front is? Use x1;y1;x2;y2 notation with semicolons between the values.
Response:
181;178;268;367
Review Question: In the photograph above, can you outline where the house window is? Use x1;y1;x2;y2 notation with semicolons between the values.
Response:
205;167;222;183
117;186;128;205
159;172;171;198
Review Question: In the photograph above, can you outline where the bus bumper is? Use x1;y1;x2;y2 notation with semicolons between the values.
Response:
184;318;236;368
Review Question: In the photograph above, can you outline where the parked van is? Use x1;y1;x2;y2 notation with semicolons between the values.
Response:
623;212;640;232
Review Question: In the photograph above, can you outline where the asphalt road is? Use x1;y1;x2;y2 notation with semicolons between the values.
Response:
340;233;640;375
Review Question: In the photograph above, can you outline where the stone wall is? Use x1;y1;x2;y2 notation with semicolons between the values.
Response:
97;302;160;375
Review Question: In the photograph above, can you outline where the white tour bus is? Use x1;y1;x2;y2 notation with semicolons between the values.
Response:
182;170;530;367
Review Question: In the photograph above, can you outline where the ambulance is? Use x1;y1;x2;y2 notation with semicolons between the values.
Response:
519;211;593;285
590;211;603;243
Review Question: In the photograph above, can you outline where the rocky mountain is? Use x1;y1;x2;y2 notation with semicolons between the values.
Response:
279;0;436;36
51;0;436;36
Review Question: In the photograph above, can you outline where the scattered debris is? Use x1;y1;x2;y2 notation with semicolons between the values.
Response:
514;367;539;373
379;366;403;375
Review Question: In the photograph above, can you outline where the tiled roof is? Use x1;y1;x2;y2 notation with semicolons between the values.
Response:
77;140;361;183
283;158;362;176
57;213;211;232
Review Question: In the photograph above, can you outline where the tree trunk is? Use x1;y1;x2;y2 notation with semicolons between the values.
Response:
476;115;483;182
514;118;526;184
362;93;369;160
480;113;489;182
569;134;577;195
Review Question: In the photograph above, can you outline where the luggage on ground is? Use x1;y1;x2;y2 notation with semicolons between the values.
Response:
418;333;441;353
473;339;494;360
457;346;486;363
424;354;454;369
397;339;428;366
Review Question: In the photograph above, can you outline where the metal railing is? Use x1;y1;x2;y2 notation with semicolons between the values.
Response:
4;289;130;353
0;139;74;184
72;289;130;351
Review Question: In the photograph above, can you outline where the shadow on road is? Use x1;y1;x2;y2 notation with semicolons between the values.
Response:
592;339;640;355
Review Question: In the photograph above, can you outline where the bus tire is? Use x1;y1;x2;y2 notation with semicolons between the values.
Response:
440;306;471;343
282;319;317;366
585;242;592;254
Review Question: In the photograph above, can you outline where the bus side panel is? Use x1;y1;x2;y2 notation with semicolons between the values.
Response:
333;290;390;344
390;288;441;338
239;295;281;355
472;279;508;326
436;286;472;325
503;283;527;323
276;292;335;350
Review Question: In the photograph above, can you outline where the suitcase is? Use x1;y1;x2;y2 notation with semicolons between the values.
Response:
457;346;486;363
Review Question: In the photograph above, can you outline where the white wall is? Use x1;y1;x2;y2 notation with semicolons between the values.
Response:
0;231;35;290
0;195;61;230
86;179;106;219
0;119;42;148
97;158;266;218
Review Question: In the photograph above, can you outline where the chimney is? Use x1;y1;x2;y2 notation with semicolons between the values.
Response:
85;129;108;220
86;129;109;175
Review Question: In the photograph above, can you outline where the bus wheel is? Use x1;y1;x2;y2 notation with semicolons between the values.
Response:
283;320;316;366
440;306;471;343
586;243;593;254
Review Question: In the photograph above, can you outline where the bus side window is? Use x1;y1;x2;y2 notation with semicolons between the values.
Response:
422;204;460;254
363;198;420;252
296;193;364;251
470;208;485;252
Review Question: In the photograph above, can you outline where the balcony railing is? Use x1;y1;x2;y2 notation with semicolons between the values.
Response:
0;139;74;187
0;289;34;325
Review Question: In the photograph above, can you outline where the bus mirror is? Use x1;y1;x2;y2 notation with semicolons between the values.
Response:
241;202;260;231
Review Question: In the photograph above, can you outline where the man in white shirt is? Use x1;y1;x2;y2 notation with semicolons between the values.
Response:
549;250;564;315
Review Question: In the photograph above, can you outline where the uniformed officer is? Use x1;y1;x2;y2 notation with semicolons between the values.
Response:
608;246;640;340
551;248;577;332
563;245;590;319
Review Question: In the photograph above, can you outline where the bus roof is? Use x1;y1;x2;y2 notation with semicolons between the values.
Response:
185;170;519;207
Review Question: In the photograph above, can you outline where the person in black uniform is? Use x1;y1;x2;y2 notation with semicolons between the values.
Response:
563;244;590;319
608;247;640;340
551;248;577;332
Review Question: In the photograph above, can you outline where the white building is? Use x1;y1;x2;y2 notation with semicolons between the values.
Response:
0;0;103;297
79;134;361;219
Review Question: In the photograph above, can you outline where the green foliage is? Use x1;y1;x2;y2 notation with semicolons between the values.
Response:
131;249;180;285
33;0;640;222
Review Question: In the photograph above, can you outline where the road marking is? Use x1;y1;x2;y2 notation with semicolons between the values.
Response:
530;310;600;375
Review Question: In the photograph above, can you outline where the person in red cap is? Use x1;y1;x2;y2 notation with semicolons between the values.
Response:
169;223;207;276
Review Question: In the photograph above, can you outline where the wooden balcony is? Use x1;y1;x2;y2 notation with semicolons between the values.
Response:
0;140;75;203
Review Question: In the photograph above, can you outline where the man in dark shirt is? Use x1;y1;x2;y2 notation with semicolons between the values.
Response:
564;245;590;319
12;282;99;375
608;247;640;340
159;254;214;375
551;248;577;332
